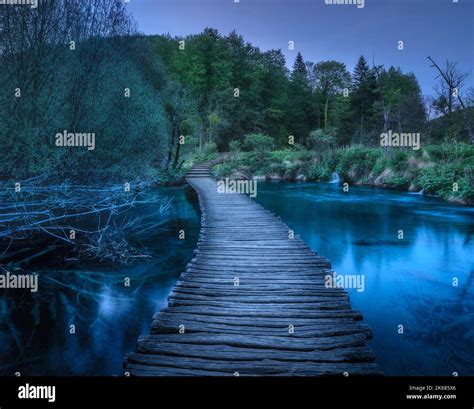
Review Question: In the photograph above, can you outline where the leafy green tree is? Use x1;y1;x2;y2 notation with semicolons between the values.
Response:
373;66;426;134
309;128;337;151
312;61;351;129
258;50;289;145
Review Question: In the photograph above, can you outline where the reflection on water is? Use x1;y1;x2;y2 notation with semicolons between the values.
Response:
255;182;474;376
2;181;473;376
0;186;199;376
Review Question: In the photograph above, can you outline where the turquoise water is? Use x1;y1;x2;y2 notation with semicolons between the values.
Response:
254;181;474;376
2;182;473;376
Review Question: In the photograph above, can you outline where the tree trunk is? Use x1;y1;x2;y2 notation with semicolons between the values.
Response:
177;159;185;171
448;88;453;115
165;116;176;172
427;56;473;141
456;95;474;143
324;97;329;129
198;124;203;153
383;105;390;132
172;137;181;170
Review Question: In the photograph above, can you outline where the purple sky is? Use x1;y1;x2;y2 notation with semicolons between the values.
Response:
127;0;474;96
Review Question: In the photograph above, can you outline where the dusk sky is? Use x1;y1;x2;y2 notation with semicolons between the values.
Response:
127;0;474;96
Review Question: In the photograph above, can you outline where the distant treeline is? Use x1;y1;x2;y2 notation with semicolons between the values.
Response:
152;28;473;151
0;1;472;180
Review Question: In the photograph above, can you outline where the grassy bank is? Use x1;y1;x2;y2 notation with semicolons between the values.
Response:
211;142;474;205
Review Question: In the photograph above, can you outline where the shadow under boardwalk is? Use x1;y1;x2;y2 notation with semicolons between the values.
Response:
124;161;381;376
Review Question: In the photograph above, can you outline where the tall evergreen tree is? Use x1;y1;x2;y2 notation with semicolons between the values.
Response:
351;55;379;144
352;56;370;88
259;50;290;144
292;52;308;78
287;53;313;145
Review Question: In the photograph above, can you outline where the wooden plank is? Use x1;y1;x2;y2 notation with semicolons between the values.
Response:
136;332;369;351
168;298;350;313
127;354;381;375
131;344;365;367
150;318;372;338
168;291;349;303
152;311;358;326
153;306;364;320
171;287;349;298
129;345;375;363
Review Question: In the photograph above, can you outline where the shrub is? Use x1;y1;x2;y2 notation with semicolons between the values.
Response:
193;142;219;162
243;134;274;153
270;149;314;163
335;146;380;175
373;156;390;175
307;162;331;181
389;150;409;172
416;163;474;202
213;163;234;177
203;142;218;155
309;128;337;151
229;140;241;153
384;175;409;189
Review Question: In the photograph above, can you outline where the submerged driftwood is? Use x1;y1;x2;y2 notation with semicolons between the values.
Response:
0;172;172;266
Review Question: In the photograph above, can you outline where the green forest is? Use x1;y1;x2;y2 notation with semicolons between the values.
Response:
1;1;473;203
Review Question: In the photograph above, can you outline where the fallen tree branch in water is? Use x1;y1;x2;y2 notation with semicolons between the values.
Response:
0;172;173;266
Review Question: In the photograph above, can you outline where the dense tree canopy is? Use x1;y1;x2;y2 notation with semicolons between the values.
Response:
0;2;471;181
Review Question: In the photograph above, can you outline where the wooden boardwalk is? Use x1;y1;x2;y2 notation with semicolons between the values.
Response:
124;161;381;376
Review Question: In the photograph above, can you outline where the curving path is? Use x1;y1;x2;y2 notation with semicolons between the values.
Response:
124;161;381;376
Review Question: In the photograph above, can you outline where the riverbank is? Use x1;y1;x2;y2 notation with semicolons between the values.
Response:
210;143;474;205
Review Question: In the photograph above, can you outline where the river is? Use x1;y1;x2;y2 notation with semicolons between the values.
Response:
1;182;473;376
0;186;200;376
254;181;474;376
